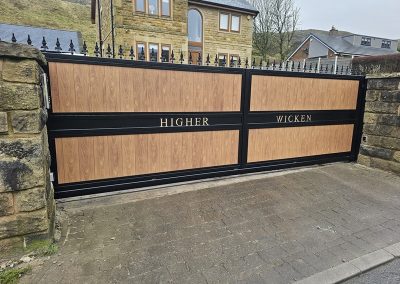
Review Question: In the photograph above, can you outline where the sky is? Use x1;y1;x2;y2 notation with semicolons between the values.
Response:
295;0;400;39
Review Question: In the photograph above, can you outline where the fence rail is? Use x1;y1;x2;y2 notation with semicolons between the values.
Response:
2;33;361;75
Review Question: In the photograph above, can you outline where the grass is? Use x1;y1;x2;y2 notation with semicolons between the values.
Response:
0;0;97;48
0;266;31;284
25;240;58;256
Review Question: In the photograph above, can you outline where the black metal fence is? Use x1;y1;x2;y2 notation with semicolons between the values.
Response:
3;33;359;75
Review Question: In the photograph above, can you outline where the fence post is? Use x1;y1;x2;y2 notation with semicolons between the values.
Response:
317;57;321;74
334;56;338;75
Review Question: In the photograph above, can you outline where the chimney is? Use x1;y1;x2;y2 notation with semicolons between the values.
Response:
329;26;339;36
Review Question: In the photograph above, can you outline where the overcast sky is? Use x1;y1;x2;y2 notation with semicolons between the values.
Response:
295;0;400;39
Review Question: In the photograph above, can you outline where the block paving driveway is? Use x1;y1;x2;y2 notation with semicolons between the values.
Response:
22;163;400;283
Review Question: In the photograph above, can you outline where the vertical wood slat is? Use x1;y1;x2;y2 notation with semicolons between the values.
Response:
250;76;360;111
49;62;242;113
55;130;239;184
247;125;355;163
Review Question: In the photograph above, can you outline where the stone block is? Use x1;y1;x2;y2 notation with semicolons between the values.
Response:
362;135;400;151
364;113;400;126
364;101;400;114
2;59;40;84
0;192;14;216
357;154;371;167
349;249;393;273
380;91;400;103
0;208;48;239
393;151;400;162
363;113;377;124
367;78;400;91
11;109;47;134
0;82;41;110
0;158;44;192
0;236;24;255
14;187;46;212
369;156;400;174
0;137;43;161
365;90;380;102
0;42;46;65
0;111;7;133
360;145;394;161
363;124;400;139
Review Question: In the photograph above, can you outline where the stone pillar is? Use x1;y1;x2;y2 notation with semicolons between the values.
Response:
0;41;55;254
358;74;400;174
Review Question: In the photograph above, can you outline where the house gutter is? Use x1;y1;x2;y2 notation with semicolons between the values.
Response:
188;0;259;16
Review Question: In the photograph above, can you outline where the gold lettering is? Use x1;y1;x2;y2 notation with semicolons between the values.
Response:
195;117;201;126
202;117;209;126
160;118;168;127
288;115;294;122
186;118;193;126
176;118;183;126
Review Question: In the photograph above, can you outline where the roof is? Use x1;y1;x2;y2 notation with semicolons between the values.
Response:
189;0;258;15
313;33;398;56
0;23;83;53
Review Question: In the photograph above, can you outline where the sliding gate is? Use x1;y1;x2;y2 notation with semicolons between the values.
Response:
45;54;366;198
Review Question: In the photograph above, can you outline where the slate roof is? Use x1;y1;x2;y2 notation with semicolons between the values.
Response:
0;23;83;53
311;33;398;56
189;0;258;14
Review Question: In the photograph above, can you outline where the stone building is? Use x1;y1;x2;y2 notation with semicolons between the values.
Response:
90;0;258;65
288;26;398;61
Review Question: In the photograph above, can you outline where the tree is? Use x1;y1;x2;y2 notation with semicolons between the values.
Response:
251;0;274;60
251;0;300;60
271;0;300;60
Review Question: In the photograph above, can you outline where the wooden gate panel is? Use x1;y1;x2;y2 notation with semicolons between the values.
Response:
55;130;239;184
49;62;242;113
247;125;354;163
250;76;359;111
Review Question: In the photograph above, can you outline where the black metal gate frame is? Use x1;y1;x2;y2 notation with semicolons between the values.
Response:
45;53;367;199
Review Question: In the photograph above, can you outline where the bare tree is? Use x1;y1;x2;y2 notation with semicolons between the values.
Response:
251;0;273;60
271;0;300;60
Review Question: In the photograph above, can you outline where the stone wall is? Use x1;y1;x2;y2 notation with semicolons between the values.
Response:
0;41;55;254
358;73;400;175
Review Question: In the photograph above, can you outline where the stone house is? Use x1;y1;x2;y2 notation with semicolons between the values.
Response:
288;27;399;61
90;0;258;65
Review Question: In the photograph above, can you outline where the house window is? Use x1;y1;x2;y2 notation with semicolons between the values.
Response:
382;40;391;49
161;45;171;62
136;42;146;60
361;37;371;46
188;9;202;43
218;54;228;66
161;0;170;16
149;43;159;61
219;13;229;31
136;0;145;12
231;15;240;32
148;0;158;15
